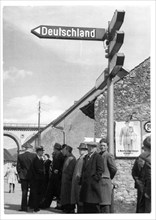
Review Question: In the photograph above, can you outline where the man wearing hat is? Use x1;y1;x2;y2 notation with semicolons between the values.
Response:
60;145;76;213
17;143;36;212
40;143;65;209
79;142;104;213
71;143;88;213
99;138;117;213
31;146;45;212
132;135;151;213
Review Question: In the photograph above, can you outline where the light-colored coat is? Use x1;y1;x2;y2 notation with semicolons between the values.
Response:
6;166;17;184
60;153;76;206
71;154;86;204
99;151;117;205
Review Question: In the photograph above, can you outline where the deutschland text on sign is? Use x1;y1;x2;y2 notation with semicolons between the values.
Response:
31;25;106;41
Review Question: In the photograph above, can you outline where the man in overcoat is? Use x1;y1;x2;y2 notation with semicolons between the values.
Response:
71;143;88;213
17;143;36;212
79;142;104;213
31;146;45;212
99;138;117;213
43;153;51;193
60;145;76;213
132;135;151;213
40;143;65;209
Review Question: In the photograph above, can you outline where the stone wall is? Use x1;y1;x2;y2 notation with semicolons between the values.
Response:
94;57;150;213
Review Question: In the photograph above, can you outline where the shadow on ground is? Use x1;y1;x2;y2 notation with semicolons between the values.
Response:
4;203;21;212
4;203;63;214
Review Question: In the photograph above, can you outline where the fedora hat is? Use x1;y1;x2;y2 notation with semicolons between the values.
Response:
86;142;98;148
36;146;45;152
77;143;88;150
53;143;62;151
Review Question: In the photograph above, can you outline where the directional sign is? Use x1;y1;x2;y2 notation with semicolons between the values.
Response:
95;67;128;90
31;25;106;41
108;10;125;39
109;53;125;77
109;31;124;58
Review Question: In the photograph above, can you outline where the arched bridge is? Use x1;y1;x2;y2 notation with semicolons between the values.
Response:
3;123;47;152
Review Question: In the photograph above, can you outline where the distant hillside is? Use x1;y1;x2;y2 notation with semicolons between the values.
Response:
4;148;16;162
7;147;17;156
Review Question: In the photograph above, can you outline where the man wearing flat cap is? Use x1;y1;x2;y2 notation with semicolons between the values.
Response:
17;143;36;212
132;135;151;213
71;143;88;213
79;142;104;213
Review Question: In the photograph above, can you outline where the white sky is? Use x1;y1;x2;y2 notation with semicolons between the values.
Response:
1;1;154;149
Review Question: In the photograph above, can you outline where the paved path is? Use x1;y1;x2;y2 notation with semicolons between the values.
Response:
3;178;136;215
4;178;63;215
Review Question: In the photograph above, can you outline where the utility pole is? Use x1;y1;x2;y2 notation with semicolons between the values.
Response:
38;101;41;146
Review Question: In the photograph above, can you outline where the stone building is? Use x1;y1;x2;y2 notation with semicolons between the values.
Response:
94;57;150;212
25;57;150;213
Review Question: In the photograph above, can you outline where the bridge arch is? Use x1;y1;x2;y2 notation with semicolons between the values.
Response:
4;131;21;153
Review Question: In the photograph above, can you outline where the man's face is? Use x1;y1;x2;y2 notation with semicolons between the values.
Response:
79;149;88;156
37;150;44;157
99;142;108;152
87;146;96;153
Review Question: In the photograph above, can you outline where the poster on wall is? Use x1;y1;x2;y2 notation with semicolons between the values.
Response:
115;120;141;157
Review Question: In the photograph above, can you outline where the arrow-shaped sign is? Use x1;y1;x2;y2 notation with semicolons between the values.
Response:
109;53;125;77
109;31;124;59
31;25;106;41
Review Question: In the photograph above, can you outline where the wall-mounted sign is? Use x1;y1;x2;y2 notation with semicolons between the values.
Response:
115;121;141;158
31;25;106;41
143;121;151;133
142;121;151;144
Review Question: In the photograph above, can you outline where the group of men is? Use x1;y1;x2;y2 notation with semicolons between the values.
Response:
16;135;151;214
16;138;117;213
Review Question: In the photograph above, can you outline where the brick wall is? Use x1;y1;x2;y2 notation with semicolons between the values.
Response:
94;57;150;213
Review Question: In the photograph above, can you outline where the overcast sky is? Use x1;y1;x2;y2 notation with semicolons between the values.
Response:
1;1;153;148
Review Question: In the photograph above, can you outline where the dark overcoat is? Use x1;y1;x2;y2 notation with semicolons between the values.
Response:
60;153;76;206
132;152;151;213
99;151;117;205
79;152;104;204
17;151;36;180
31;155;45;210
48;151;65;197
